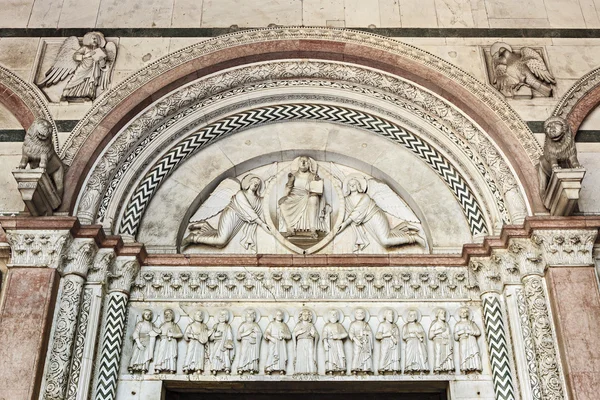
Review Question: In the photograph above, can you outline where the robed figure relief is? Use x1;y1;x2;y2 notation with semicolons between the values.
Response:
429;309;455;373
154;309;183;374
183;175;271;250
278;156;330;240
182;310;211;374
209;310;235;374
376;309;401;374
348;308;373;374
402;309;429;373
335;174;425;252
237;309;262;375
454;308;483;373
322;309;348;374
293;308;319;375
264;310;292;375
38;32;116;101
128;309;159;373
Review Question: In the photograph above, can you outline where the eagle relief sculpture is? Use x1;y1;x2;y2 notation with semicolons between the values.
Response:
182;157;426;254
490;42;555;98
38;32;117;101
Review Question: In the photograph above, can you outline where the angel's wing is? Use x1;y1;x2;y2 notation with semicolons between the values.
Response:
189;178;240;222
521;47;555;84
99;41;117;91
39;36;81;87
328;162;346;185
366;179;419;223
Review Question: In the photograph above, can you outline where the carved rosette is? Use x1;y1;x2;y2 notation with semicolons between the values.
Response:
43;239;97;400
6;230;71;268
532;229;597;266
522;275;565;400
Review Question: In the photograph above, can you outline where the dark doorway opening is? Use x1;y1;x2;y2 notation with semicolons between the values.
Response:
165;381;448;400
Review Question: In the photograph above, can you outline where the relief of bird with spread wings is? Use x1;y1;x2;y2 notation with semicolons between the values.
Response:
491;42;555;98
38;32;117;101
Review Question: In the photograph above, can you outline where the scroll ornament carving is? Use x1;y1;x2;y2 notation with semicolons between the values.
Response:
523;275;565;400
37;32;117;102
6;230;71;268
489;43;555;98
78;60;526;228
516;289;543;400
87;250;115;283
62;28;540;173
532;229;597;266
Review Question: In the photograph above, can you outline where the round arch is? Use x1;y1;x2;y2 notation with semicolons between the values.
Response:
60;27;543;219
553;65;600;135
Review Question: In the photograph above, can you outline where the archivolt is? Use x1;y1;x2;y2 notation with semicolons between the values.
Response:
60;27;544;216
0;66;59;151
553;65;600;134
75;60;529;237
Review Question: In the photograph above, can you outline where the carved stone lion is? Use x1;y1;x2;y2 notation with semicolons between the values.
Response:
538;116;580;194
17;118;65;197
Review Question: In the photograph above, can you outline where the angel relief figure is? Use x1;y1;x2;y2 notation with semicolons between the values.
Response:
335;174;425;252
38;32;117;101
182;174;271;251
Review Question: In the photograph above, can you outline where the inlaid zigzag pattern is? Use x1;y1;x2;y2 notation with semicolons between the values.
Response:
119;104;488;237
95;293;128;400
482;295;516;400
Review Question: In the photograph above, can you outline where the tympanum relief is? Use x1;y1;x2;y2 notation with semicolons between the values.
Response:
36;32;117;102
182;157;427;255
124;305;486;377
484;43;555;99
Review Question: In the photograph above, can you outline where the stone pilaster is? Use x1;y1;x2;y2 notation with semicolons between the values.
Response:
66;249;115;400
43;239;97;400
93;257;140;400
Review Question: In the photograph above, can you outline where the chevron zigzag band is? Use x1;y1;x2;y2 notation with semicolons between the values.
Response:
118;104;488;237
95;293;128;400
482;294;516;400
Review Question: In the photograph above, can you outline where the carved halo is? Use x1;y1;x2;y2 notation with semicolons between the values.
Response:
343;174;368;196
431;307;449;322
180;305;207;323
352;307;371;322
378;308;398;324
213;308;233;324
159;307;181;324
270;309;290;323
243;308;261;322
295;308;317;324
455;307;473;320
403;308;422;323
325;308;345;323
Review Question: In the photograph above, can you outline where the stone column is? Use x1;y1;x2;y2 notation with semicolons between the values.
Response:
471;258;517;400
93;257;140;400
0;230;71;400
65;249;115;400
43;239;97;400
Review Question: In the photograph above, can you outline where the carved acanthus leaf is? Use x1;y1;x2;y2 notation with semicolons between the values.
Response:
532;229;597;266
6;230;71;268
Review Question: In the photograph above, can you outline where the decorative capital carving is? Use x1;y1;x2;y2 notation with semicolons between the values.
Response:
532;229;597;266
60;239;97;278
108;257;140;294
6;230;71;268
507;238;546;278
470;256;503;294
87;249;115;284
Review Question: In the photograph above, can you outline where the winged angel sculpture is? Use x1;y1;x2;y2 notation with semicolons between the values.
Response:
491;42;555;98
38;32;117;101
182;174;272;250
331;167;425;252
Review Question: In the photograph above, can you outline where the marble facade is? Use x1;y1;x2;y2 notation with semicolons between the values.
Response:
0;5;599;400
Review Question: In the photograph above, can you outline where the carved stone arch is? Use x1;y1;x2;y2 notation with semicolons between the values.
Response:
60;27;544;217
0;66;59;151
553;65;600;136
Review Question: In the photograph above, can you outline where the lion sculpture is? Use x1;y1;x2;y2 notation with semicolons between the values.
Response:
538;116;581;194
17;118;64;197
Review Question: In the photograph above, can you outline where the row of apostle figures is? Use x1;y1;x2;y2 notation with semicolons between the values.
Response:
128;307;482;375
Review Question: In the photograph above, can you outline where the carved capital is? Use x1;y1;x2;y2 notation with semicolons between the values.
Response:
507;238;546;278
6;230;71;268
532;229;597;266
108;257;140;294
61;239;97;278
87;249;115;284
470;256;503;294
